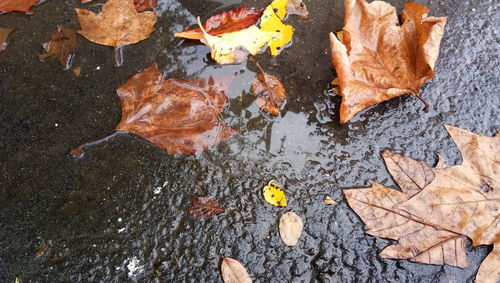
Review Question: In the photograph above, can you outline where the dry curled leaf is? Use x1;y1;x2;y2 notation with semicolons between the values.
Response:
344;181;468;267
174;7;264;40
343;125;499;282
279;211;303;246
75;0;157;47
397;125;499;247
0;28;13;53
251;63;286;115
0;0;40;14
188;196;224;218
330;0;447;123
71;63;238;156
39;27;77;70
221;257;252;283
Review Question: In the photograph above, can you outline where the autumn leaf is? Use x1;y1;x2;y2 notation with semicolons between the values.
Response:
259;0;295;56
197;17;279;64
39;27;77;70
324;196;337;205
0;0;40;14
344;181;469;267
134;0;157;12
221;257;252;283
329;0;447;123
188;196;224;218
251;63;286;115
396;126;499;266
343;125;499;281
262;180;287;207
71;63;238;156
285;0;308;18
0;28;13;53
279;211;303;246
75;0;157;47
174;7;265;40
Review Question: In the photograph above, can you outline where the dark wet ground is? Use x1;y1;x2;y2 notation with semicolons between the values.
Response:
0;0;499;282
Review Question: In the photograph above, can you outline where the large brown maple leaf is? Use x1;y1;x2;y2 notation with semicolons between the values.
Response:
329;0;447;123
71;63;238;156
75;0;157;47
343;126;499;282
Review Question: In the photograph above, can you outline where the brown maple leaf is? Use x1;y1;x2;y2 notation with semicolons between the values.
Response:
329;0;447;123
0;0;40;14
188;196;225;218
71;63;238;156
39;27;77;70
251;63;286;115
75;0;157;47
174;7;264;40
344;125;499;281
0;28;13;53
396;125;499;281
344;159;469;268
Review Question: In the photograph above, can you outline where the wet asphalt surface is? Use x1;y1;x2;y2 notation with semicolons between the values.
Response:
0;0;499;282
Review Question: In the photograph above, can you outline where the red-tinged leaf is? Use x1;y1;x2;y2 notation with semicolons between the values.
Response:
188;196;225;218
134;0;157;12
174;7;264;40
286;0;308;18
39;26;77;70
251;63;286;115
0;28;14;52
0;0;40;14
71;63;238;156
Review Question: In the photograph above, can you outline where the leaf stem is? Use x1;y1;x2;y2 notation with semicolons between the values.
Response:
415;95;430;112
70;130;122;157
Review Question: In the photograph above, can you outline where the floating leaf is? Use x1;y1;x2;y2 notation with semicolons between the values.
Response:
221;257;252;283
39;26;77;70
188;196;225;218
262;180;287;207
75;0;157;47
279;211;303;246
251;63;286;115
71;63;238;156
0;28;14;53
197;17;278;64
259;2;294;56
330;0;447;123
174;7;264;40
0;0;40;14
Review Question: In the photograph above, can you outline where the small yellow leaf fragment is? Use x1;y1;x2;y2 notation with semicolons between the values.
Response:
73;66;82;76
279;211;303;246
15;277;21;283
262;180;287;207
221;257;252;283
324;196;337;205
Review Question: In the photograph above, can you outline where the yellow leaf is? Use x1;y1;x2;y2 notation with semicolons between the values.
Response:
263;180;287;206
268;0;289;20
259;4;294;56
197;17;278;64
